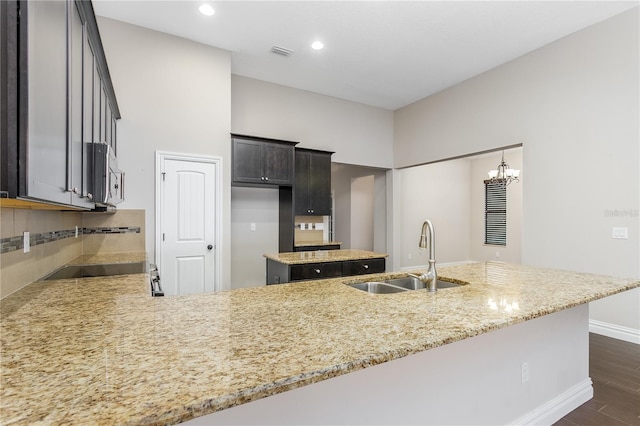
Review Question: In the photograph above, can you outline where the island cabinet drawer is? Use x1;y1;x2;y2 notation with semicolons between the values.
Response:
342;258;385;277
290;262;343;282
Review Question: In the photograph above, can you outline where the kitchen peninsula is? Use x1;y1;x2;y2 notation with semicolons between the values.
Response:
1;259;638;425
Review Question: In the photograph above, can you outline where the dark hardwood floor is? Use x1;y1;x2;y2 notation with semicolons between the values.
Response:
554;333;640;426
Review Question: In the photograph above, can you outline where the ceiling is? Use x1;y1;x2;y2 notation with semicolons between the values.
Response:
93;1;639;110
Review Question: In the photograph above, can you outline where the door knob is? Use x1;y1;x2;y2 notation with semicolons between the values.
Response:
207;244;213;250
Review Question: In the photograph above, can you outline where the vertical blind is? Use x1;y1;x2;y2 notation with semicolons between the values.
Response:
485;180;506;246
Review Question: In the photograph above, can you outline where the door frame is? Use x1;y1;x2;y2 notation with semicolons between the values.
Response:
155;151;223;292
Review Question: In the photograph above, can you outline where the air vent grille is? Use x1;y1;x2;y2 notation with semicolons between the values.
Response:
271;45;293;57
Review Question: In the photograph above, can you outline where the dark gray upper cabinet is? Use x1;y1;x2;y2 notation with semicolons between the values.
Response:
0;0;120;209
231;134;298;187
294;148;333;216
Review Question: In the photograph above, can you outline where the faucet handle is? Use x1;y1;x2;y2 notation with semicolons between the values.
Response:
408;273;426;283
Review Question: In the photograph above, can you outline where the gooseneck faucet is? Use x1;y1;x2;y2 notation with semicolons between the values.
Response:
410;220;437;292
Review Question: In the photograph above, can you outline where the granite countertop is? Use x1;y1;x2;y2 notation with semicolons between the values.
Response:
1;259;638;425
264;248;388;264
67;251;147;265
293;241;342;247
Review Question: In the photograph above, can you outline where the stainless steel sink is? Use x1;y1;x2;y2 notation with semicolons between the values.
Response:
384;276;461;290
42;262;146;280
347;282;408;294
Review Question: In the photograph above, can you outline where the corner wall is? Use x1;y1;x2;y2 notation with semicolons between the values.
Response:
393;9;639;337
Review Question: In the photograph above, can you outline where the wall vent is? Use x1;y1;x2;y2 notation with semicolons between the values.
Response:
271;45;293;57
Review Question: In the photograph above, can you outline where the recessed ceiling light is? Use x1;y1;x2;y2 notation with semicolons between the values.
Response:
311;41;324;50
199;4;215;16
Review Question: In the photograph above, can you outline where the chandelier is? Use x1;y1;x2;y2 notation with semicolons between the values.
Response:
488;151;520;186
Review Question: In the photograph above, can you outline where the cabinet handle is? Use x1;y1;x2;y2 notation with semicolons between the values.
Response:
264;177;269;181
363;264;369;269
87;193;93;200
314;269;321;274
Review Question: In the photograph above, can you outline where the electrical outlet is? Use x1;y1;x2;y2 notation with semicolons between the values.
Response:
23;232;30;253
612;227;628;239
408;253;412;260
521;362;530;384
495;251;501;258
250;223;256;231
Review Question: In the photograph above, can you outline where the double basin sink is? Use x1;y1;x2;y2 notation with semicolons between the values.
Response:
348;275;461;294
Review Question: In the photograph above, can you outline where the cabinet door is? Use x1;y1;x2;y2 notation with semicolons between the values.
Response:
93;62;102;143
69;2;92;208
294;150;310;214
263;143;294;185
105;97;112;148
25;0;71;204
83;34;95;199
232;138;264;184
308;152;332;215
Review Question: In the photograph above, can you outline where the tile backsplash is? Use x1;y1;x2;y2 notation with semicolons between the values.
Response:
0;208;145;299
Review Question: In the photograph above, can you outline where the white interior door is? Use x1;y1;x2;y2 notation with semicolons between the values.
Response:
158;154;219;295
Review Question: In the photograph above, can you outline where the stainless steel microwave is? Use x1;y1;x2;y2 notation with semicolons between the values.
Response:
88;142;124;206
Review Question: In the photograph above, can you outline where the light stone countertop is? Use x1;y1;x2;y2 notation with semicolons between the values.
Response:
264;248;388;264
293;241;342;247
1;259;638;425
67;251;147;265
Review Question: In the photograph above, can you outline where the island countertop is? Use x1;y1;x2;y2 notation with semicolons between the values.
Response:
1;259;638;425
264;248;388;264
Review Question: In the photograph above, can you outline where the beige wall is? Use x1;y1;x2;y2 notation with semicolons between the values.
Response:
397;159;471;268
231;75;395;168
396;148;523;269
229;187;279;289
96;17;232;286
332;163;388;252
350;175;375;251
394;9;639;332
469;149;522;263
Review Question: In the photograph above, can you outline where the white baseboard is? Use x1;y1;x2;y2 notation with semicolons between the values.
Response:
510;378;593;426
589;320;640;344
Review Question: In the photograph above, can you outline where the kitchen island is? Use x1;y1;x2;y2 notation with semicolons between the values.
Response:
264;248;388;284
1;258;638;425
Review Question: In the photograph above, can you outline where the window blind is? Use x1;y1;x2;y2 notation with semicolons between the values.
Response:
485;181;506;246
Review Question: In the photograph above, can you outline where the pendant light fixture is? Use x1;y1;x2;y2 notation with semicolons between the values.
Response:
488;151;520;186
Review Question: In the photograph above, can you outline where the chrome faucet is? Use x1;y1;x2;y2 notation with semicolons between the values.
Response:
410;219;437;292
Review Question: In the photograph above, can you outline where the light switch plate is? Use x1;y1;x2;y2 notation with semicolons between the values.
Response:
612;227;628;239
23;232;30;253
